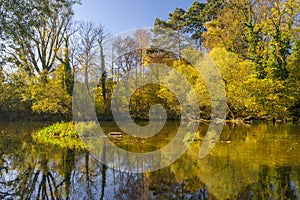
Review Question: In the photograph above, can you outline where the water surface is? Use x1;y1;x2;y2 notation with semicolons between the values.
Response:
0;122;300;199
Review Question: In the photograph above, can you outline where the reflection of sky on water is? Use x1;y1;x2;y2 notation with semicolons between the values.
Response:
0;122;300;199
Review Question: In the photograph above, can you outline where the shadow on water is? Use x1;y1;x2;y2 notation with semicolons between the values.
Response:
0;122;300;199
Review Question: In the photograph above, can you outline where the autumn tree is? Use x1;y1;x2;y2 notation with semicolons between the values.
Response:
0;0;80;119
204;0;300;80
1;0;78;81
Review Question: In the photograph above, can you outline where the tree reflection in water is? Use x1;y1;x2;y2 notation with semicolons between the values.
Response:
1;123;300;199
0;148;9;198
0;144;72;199
19;152;63;199
0;136;212;199
237;166;299;199
0;148;7;173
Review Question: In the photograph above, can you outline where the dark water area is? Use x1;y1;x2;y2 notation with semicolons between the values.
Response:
0;122;300;199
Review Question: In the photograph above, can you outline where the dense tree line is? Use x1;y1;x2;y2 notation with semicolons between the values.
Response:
0;0;299;121
153;0;300;120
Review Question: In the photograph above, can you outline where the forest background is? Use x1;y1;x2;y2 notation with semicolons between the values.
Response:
0;0;299;122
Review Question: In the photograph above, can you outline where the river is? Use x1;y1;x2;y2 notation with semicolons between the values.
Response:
0;121;300;199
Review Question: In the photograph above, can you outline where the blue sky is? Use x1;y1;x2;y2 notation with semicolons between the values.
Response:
74;0;202;34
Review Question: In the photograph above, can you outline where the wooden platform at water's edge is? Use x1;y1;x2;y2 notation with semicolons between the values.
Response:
109;132;123;137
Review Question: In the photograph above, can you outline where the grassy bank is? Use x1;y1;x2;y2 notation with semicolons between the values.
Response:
32;122;85;150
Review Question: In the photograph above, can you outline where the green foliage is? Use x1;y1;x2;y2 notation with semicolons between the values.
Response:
0;69;32;120
286;38;300;118
94;79;115;120
209;48;253;117
154;1;207;50
244;77;291;117
61;37;74;96
204;0;299;81
33;122;85;150
1;0;79;77
208;47;295;118
161;59;211;119
22;67;72;116
200;0;300;118
0;0;78;120
0;0;299;121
